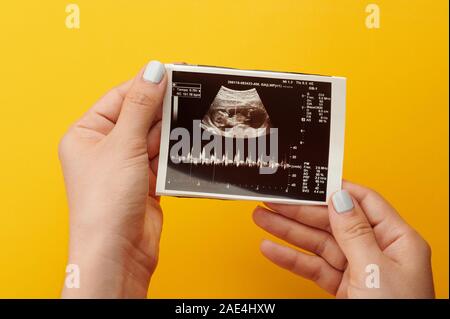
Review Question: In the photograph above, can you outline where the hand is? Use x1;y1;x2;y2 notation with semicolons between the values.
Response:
59;61;167;298
253;181;435;298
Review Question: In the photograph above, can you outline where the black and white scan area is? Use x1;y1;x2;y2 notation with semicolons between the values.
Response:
163;71;333;203
201;86;272;138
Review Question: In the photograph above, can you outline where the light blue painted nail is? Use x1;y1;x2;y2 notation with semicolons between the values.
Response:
143;60;165;83
332;190;354;213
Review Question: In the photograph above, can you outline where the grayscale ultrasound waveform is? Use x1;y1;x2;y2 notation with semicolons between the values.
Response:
170;147;302;170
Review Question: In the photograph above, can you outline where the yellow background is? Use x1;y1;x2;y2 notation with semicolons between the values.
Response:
0;0;448;298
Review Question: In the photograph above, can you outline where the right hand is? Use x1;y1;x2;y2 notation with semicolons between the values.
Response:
253;181;435;298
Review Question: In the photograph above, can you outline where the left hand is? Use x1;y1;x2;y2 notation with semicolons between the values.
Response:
59;61;167;298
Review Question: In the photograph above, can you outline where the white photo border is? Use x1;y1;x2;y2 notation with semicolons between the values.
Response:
156;64;346;205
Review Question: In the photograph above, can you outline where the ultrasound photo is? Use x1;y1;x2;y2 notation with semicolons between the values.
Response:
201;86;272;138
157;65;346;204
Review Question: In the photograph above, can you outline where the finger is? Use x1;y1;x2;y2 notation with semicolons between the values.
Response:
150;155;159;177
343;180;407;227
342;181;411;250
253;206;346;270
148;158;160;199
148;166;157;198
264;202;330;232
115;61;167;139
144;197;163;271
260;239;342;295
76;80;132;136
147;120;162;160
329;190;383;270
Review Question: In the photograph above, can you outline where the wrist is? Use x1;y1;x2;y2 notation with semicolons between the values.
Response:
62;230;153;298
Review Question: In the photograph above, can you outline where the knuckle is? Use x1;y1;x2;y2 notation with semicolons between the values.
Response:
125;91;158;109
309;260;323;282
406;230;432;257
364;187;384;202
314;235;347;271
343;220;373;241
314;234;331;256
288;254;301;273
111;86;125;99
282;224;296;241
58;130;74;159
293;206;305;220
420;239;432;257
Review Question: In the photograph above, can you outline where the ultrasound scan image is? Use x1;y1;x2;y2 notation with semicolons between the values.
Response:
165;70;332;202
201;86;272;138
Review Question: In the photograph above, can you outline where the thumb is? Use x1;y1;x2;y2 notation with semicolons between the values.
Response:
328;189;383;270
115;60;167;139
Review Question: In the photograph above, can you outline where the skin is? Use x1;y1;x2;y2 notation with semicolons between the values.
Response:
60;64;435;298
253;181;435;298
60;66;166;298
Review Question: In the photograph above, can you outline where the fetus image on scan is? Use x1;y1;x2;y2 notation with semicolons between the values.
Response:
201;86;272;138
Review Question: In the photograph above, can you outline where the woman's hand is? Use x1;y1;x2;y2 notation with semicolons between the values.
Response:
59;61;166;298
253;181;435;298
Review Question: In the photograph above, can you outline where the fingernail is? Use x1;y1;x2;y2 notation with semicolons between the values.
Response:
143;60;165;83
332;190;354;214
